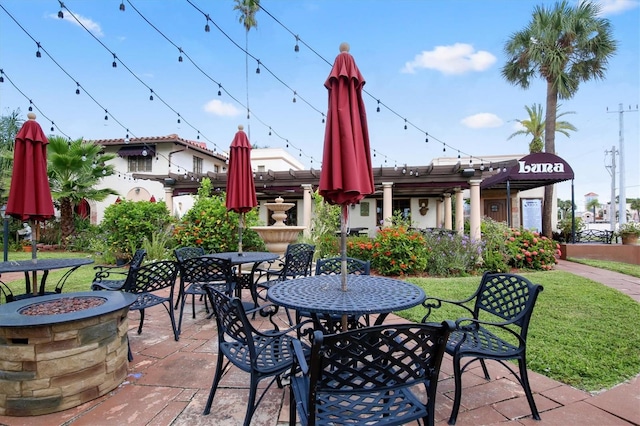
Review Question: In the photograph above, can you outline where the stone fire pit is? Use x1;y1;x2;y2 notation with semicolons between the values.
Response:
0;291;136;416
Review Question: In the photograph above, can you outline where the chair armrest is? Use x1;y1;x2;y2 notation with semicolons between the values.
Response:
291;338;309;375
421;296;475;322
93;265;128;282
455;317;524;344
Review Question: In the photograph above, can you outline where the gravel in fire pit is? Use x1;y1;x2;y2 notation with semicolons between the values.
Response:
19;297;106;315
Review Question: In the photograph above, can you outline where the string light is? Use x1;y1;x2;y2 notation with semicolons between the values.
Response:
119;1;125;12
35;42;41;58
112;53;117;68
404;118;407;130
75;82;80;95
294;35;299;52
204;14;211;32
376;100;380;113
255;59;261;74
149;89;154;101
104;109;108;121
178;48;183;62
292;91;297;103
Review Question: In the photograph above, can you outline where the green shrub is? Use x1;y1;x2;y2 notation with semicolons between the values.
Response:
308;191;341;258
557;216;585;242
371;225;427;276
422;230;483;277
142;229;175;261
479;217;511;273
172;178;265;253
505;228;560;270
346;236;374;262
101;200;175;261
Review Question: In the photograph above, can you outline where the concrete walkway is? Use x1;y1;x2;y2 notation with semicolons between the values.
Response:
0;260;638;425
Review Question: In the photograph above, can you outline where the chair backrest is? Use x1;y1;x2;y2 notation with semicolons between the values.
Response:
129;249;147;269
178;256;232;287
281;243;315;279
315;257;370;276
123;260;179;294
304;322;453;424
474;272;543;336
174;246;205;263
204;285;256;352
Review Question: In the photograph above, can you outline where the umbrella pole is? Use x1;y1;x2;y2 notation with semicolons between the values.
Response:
341;205;349;330
238;213;244;255
31;220;37;295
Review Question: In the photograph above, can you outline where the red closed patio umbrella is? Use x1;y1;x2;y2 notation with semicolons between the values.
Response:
5;113;54;280
226;125;257;254
319;43;374;292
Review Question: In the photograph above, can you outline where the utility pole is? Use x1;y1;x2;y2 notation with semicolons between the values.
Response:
605;146;617;232
607;103;638;227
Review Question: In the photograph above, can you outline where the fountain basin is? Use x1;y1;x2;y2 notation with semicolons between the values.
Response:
0;291;136;416
252;226;306;256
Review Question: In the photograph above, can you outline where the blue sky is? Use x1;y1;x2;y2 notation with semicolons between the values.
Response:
1;0;638;210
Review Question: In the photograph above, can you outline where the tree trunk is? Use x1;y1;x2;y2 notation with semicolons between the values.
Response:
542;80;559;238
60;198;74;246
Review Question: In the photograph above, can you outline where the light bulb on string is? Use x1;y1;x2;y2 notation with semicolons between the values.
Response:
294;35;300;52
255;60;261;74
104;110;108;121
489;163;493;172
204;15;210;32
425;132;429;143
404;119;407;130
197;131;200;140
480;162;485;170
321;113;325;123
124;131;130;144
28;100;33;111
292;91;297;103
268;127;272;136
35;43;41;58
142;149;148;157
178;48;183;62
112;53;117;68
119;1;125;11
75;82;80;95
217;84;222;96
149;89;154;101
50;122;54;132
376;100;380;113
57;8;63;19
81;154;87;162
177;115;181;124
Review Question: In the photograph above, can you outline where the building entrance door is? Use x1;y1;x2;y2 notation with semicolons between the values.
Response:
484;199;507;223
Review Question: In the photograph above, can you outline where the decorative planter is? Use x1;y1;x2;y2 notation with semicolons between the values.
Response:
621;234;639;245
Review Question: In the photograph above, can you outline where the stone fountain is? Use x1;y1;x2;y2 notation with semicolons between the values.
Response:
251;196;306;256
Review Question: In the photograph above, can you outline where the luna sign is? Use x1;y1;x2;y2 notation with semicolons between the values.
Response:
518;160;565;174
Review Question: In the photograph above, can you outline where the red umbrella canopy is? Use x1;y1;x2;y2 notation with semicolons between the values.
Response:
5;113;54;221
226;125;257;213
318;43;374;206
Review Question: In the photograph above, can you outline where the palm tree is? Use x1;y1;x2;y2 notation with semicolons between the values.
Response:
0;109;24;205
508;104;577;153
586;198;599;221
630;198;640;222
234;0;260;139
47;136;118;243
557;198;574;220
502;0;617;237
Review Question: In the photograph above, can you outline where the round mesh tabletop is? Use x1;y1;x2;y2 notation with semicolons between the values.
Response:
267;275;425;316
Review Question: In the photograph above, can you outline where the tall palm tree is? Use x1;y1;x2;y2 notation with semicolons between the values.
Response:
586;198;600;220
47;136;118;243
508;103;577;153
502;0;617;237
557;198;574;220
234;0;260;140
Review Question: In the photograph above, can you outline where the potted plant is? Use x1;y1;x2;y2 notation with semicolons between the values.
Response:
615;222;640;245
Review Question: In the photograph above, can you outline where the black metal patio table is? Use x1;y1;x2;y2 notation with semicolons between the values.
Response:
267;274;426;330
204;252;279;303
0;258;94;300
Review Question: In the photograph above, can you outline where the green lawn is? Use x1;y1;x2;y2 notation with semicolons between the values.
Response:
3;251;639;393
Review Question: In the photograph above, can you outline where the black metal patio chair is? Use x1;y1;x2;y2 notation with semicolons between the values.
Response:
123;260;180;342
289;321;454;426
254;243;315;282
175;256;233;335
202;285;311;426
421;272;544;425
91;248;147;291
173;246;206;309
253;243;315;324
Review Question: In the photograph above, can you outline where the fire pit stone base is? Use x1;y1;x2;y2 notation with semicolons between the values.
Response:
0;292;135;417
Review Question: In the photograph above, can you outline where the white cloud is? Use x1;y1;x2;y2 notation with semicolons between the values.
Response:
53;13;103;37
401;43;496;75
598;0;639;16
203;99;241;117
461;113;503;129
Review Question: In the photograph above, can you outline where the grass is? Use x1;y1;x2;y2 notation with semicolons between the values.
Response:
3;251;639;393
567;257;640;278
